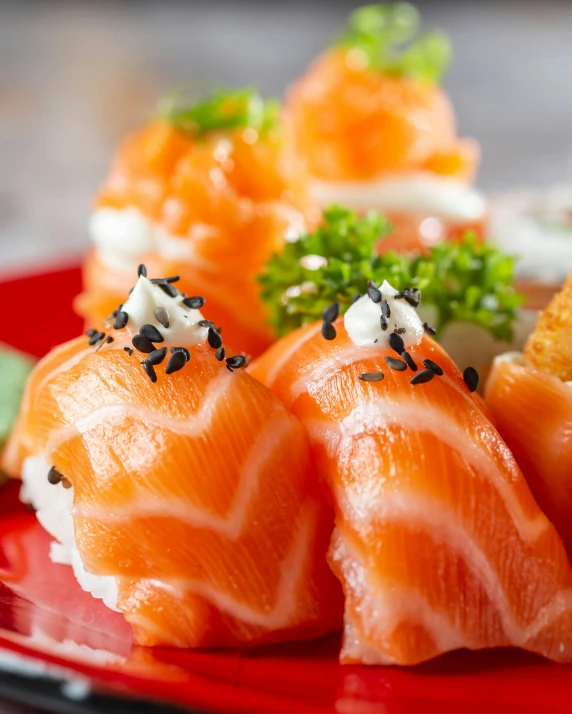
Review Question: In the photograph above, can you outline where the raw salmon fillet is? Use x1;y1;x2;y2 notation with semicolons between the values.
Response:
3;332;343;648
250;322;572;664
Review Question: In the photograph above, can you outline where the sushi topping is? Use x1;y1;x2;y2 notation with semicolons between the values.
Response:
199;320;215;328
215;347;226;362
423;358;444;376
358;371;385;382
322;302;340;323
183;296;205;310
170;346;191;362
384;356;407;372
137;264;147;278
147;347;168;366
155;307;170;329
367;283;382;304
155;280;179;298
123;347;134;356
410;369;435;386
322;321;337;341
47;466;63;485
140;324;165;343
394;288;421;309
85;328;97;338
401;350;418;372
463;366;479;393
165;351;187;375
113;311;129;330
88;331;105;346
380;299;391;319
61;477;72;490
388;332;405;355
132;334;156;354
142;359;158;383
226;355;247;372
207;327;223;349
423;322;437;336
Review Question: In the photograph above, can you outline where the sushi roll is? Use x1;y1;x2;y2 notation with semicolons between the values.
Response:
488;184;572;309
251;281;572;664
76;88;307;359
284;3;486;254
485;271;572;559
2;270;343;647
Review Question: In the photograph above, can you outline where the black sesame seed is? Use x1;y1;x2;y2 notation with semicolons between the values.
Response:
401;351;418;372
359;371;385;383
85;328;97;338
123;347;134;356
95;335;114;353
367;285;382;304
410;369;434;386
170;346;191;362
164;276;180;283
463;366;479;393
321;321;336;341
384;356;407;372
226;355;246;370
155;281;179;298
165;351;187;375
140;324;164;343
351;293;362;305
155;307;169;329
388;332;405;355
380;315;388;331
183;296;205;309
207;327;223;349
137;264;147;278
395;327;407;335
142;360;157;383
322;302;339;323
147;347;167;366
423;359;443;376
198;320;215;328
215;347;226;361
88;331;105;346
132;334;156;353
47;467;63;485
61;477;72;489
402;288;421;308
380;300;391;319
423;322;436;336
113;311;129;330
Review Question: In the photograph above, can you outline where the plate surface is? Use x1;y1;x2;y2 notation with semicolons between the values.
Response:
0;264;571;714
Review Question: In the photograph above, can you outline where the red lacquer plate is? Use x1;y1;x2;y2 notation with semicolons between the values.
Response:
0;264;571;714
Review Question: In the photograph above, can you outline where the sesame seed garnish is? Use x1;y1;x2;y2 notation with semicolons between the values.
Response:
170;346;191;362
95;335;114;352
88;331;105;346
123;347;134;356
384;356;407;372
138;264;147;278
359;371;385;382
183;296;205;309
147;347;167;366
367;284;382;304
155;281;179;298
113;311;129;330
410;369;434;385
215;347;226;361
132;334;156;353
423;322;436;336
351;293;362;305
463;366;479;393
155;307;169;329
380;300;391;319
322;302;339;323
401;288;421;308
86;328;97;338
163;276;180;284
47;467;63;485
165;351;187;375
207;327;223;349
423;359;443;376
380;315;388;331
395;327;406;335
198;320;215;328
226;355;247;371
142;360;157;383
140;324;164;343
401;351;418;372
61;477;72;489
321;321;336;341
388;332;405;355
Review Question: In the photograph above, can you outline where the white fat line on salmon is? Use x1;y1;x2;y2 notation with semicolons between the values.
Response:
334;492;570;650
43;371;233;458
118;499;320;629
306;400;550;544
263;322;323;388
330;528;466;664
73;413;301;540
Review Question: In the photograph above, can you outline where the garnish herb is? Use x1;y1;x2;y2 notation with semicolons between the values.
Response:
0;345;34;454
334;3;451;83
259;205;524;342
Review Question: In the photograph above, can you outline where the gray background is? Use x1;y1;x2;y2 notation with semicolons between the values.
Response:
1;0;571;277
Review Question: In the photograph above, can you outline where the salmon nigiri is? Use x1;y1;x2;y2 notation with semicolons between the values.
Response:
485;272;572;559
284;3;485;254
251;281;572;665
3;270;342;648
75;88;308;359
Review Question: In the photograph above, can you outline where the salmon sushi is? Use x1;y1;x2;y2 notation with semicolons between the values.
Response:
75;88;308;359
3;270;342;648
283;3;486;254
485;272;572;559
250;281;572;664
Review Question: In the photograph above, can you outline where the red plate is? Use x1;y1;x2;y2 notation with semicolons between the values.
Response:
0;264;571;714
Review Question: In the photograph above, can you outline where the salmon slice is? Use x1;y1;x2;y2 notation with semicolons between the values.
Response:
250;323;572;664
75;118;308;358
2;332;343;648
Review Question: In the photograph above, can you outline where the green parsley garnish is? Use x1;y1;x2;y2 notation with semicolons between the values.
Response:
334;3;451;82
259;205;524;342
158;87;279;137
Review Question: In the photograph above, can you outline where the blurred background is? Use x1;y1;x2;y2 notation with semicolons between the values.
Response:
1;0;571;277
